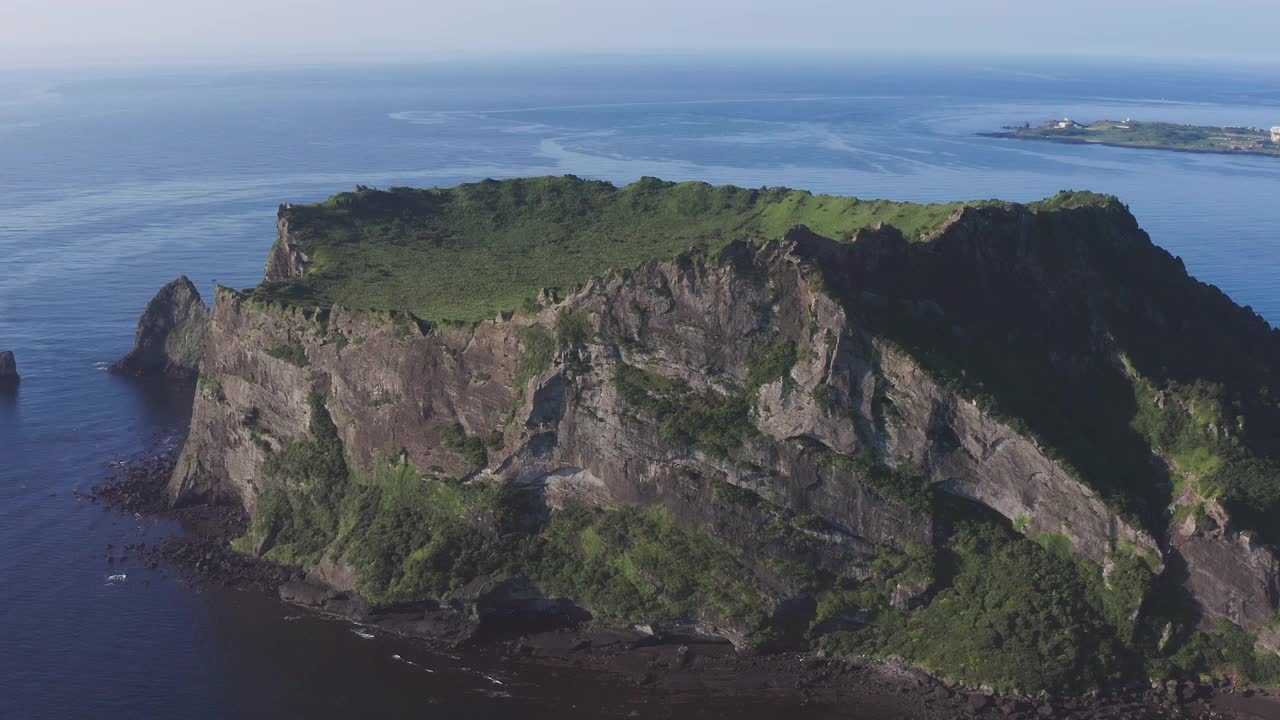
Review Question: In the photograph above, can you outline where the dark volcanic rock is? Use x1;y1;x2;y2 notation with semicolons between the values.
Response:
967;692;992;711
0;350;17;385
110;276;209;380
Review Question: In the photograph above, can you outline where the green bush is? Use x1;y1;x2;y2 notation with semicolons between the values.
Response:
1130;374;1280;546
744;334;798;393
512;325;556;405
826;517;1122;695
337;470;524;603
811;383;834;412
1151;619;1280;685
265;339;308;367
243;398;514;593
248;394;349;564
528;506;768;625
554;309;593;350
440;422;488;467
614;363;758;457
809;442;936;511
710;478;764;509
1099;550;1156;646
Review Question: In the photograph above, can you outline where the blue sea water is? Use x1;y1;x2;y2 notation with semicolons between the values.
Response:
2;55;1279;719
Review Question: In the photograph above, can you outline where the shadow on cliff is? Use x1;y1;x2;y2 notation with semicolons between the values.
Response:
786;216;1181;540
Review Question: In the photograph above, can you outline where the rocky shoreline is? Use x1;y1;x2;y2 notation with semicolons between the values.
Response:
88;447;300;593
88;444;1280;720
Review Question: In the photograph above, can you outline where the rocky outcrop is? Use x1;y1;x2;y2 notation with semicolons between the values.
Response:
171;189;1280;658
170;245;941;608
1171;492;1280;650
111;276;210;381
0;351;18;385
264;206;310;282
172;226;1158;607
880;344;1158;566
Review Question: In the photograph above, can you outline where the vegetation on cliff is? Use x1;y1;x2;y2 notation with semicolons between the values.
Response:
529;506;770;625
238;397;1175;695
252;176;1022;321
242;395;774;619
242;395;1229;695
209;177;1280;697
613;363;759;458
245;394;349;566
823;508;1140;694
815;198;1280;550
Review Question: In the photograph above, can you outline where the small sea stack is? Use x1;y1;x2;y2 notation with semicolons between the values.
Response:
0;351;18;386
110;276;210;381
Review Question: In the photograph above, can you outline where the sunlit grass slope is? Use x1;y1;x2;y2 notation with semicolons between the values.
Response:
253;175;1011;321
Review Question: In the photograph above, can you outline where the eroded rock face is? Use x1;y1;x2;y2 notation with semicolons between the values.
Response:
171;199;1280;648
1170;494;1280;649
264;206;310;282
172;229;1155;618
111;276;210;381
0;351;18;385
881;346;1159;565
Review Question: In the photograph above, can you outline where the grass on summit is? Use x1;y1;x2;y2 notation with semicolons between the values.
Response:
252;176;1097;322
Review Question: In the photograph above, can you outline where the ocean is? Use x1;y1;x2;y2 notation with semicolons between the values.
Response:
2;55;1279;718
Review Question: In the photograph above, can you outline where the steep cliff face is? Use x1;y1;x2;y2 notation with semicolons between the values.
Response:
1171;490;1280;649
264;205;310;282
111;275;210;380
175;212;1159;605
171;178;1280;689
173;241;946;613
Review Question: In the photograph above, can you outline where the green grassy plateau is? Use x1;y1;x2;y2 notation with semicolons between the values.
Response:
252;176;1035;321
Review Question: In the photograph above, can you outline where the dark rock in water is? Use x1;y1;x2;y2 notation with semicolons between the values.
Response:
0;351;17;385
110;276;210;380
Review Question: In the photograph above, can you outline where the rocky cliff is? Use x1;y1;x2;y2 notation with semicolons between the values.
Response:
168;178;1280;693
111;276;210;381
0;351;18;386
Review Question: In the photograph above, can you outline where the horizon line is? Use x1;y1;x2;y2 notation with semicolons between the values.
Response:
5;48;1280;74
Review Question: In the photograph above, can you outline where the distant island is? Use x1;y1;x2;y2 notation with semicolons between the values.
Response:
985;118;1280;157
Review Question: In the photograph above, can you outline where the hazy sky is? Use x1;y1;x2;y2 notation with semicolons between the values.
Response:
5;0;1280;66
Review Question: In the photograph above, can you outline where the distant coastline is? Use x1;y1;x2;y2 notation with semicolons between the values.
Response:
983;119;1280;158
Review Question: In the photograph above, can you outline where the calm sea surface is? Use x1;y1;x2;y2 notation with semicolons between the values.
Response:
2;56;1279;718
